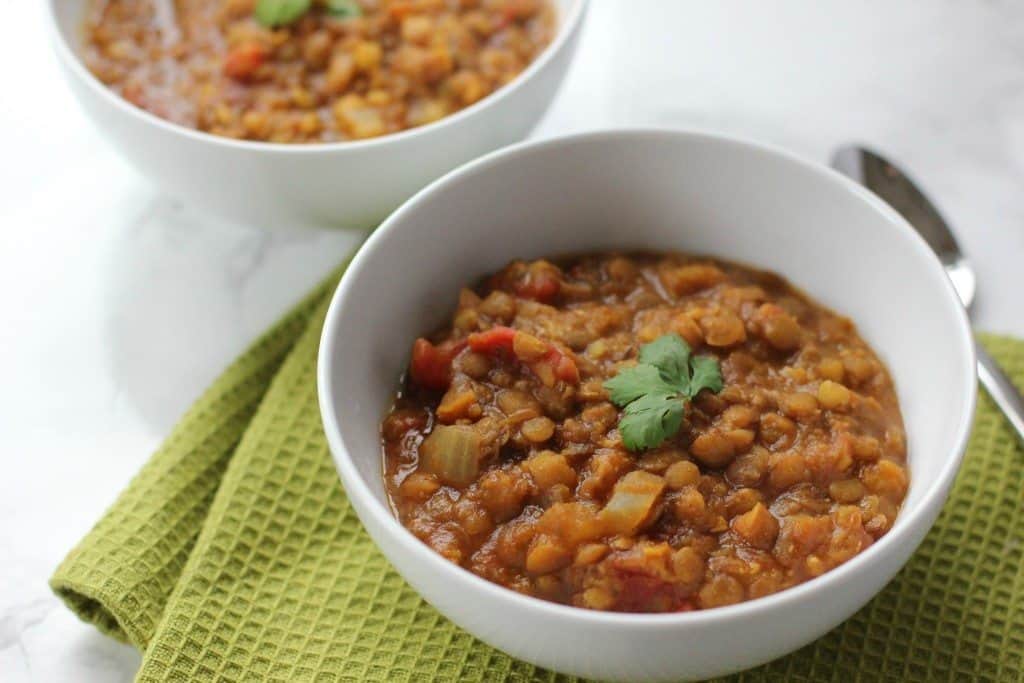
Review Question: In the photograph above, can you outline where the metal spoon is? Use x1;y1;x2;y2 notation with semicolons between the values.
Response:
832;145;1024;445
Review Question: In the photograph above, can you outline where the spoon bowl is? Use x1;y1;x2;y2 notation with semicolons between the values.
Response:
832;144;1024;444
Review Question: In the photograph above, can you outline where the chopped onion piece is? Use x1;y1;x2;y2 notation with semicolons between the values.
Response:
420;425;482;486
600;470;666;534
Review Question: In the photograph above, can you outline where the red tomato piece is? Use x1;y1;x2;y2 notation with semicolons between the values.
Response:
613;574;677;613
530;347;579;385
513;269;561;303
551;349;580;384
224;42;267;80
468;326;579;386
467;326;517;355
409;338;465;390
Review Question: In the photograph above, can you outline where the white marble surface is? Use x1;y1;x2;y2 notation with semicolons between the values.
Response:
2;1;1023;680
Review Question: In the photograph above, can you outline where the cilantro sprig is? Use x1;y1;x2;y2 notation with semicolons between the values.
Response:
255;0;362;28
255;0;311;27
326;0;363;18
604;334;724;452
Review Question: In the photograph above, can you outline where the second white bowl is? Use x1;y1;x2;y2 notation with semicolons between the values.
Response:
47;0;587;230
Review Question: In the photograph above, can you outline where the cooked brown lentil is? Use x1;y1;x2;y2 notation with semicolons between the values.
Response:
382;253;909;612
82;0;556;143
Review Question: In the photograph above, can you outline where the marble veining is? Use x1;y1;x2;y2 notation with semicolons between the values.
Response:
3;1;1024;680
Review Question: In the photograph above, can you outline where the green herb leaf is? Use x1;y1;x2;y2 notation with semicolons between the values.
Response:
326;0;363;18
604;364;672;405
638;333;692;391
618;391;685;451
255;0;312;27
688;355;724;395
603;333;724;452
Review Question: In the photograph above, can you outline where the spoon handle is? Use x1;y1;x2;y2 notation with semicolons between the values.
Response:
977;347;1024;445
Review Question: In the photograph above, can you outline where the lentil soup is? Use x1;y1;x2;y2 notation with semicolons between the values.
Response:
382;253;908;612
82;0;556;143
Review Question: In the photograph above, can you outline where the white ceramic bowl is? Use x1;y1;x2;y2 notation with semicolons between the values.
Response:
318;130;976;681
46;0;586;230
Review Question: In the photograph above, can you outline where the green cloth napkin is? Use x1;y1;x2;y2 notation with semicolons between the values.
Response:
52;258;1024;682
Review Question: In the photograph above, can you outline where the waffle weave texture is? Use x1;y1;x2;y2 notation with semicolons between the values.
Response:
51;263;1024;682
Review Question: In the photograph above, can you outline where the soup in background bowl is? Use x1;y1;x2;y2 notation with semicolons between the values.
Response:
82;0;556;143
46;0;586;228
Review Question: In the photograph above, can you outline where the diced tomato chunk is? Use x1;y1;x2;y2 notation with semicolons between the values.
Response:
549;348;580;384
488;261;563;303
468;326;578;385
410;338;465;390
528;347;579;385
514;273;560;303
224;42;267;80
467;326;517;354
512;262;562;303
613;573;677;613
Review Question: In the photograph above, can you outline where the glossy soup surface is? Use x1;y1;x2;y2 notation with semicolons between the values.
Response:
382;253;909;612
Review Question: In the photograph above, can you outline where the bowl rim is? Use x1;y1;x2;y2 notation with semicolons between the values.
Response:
44;0;588;154
318;127;977;627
